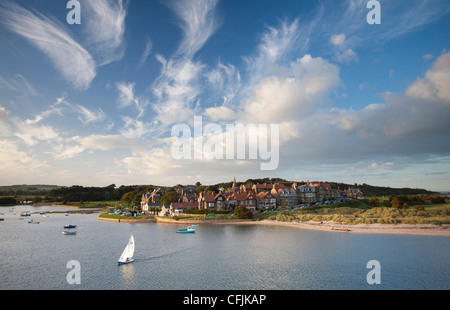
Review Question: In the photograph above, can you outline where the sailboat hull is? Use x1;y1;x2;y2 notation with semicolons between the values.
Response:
118;258;135;265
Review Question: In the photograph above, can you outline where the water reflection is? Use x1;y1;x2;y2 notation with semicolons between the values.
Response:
119;263;136;289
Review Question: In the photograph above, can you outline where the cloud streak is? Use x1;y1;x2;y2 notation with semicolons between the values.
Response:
0;1;96;90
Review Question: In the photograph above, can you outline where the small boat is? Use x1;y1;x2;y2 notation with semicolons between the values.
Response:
28;220;40;224
63;225;77;229
62;231;77;235
176;226;195;233
65;213;69;216
118;235;135;265
0;218;4;221
191;224;199;227
20;211;31;217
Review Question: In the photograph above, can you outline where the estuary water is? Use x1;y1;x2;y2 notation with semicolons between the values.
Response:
0;205;449;290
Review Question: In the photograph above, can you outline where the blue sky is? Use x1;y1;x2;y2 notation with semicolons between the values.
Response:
1;0;450;191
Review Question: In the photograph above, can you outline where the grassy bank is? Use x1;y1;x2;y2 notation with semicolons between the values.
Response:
255;200;450;225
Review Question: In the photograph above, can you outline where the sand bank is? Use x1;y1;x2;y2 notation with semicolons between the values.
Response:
242;220;450;236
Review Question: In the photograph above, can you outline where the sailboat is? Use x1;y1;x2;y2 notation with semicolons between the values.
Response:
118;234;135;265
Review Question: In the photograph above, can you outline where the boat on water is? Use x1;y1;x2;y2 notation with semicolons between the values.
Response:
28;220;40;224
20;211;31;217
0;218;4;221
118;235;135;265
63;225;77;229
62;231;77;235
176;226;195;233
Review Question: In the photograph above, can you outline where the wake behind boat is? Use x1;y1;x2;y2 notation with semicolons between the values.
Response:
118;234;135;265
176;226;195;234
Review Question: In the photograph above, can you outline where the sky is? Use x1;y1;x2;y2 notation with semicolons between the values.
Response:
0;0;450;191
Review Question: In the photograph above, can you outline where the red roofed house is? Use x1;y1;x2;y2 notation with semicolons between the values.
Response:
198;192;228;211
228;191;257;211
169;202;198;216
256;191;277;209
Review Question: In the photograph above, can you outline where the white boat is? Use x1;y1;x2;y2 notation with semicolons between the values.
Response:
118;234;135;265
176;226;195;233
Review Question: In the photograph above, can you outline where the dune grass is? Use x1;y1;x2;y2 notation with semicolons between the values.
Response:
255;200;450;225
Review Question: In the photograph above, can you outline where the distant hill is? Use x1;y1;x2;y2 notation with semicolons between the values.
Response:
330;182;437;197
0;184;62;196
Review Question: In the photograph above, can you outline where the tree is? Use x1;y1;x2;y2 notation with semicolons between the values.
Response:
234;205;253;219
160;189;178;207
391;197;402;209
368;197;379;207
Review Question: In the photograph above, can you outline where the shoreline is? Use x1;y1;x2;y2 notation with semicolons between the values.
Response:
243;220;450;236
29;204;449;236
98;214;450;236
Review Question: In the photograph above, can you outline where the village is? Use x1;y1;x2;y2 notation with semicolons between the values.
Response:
140;179;365;217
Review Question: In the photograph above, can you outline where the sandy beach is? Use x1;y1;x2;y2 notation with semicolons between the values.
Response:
245;220;450;236
152;216;450;236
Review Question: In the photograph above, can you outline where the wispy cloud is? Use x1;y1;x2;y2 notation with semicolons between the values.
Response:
0;1;96;90
82;0;128;66
149;0;222;128
74;105;106;124
168;0;221;58
139;36;153;67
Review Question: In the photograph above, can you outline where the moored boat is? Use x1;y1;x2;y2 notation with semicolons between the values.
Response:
176;226;195;233
63;224;77;229
62;230;77;235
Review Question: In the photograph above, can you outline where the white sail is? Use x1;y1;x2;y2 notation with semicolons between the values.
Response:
118;235;135;263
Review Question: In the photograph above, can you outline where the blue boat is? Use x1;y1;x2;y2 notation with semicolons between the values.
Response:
63;225;76;228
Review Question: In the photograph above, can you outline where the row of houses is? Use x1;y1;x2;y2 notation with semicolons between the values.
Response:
140;180;364;215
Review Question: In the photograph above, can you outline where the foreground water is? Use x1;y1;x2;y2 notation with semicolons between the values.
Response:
0;205;449;290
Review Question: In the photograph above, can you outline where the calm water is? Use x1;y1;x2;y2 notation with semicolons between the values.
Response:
0;205;449;290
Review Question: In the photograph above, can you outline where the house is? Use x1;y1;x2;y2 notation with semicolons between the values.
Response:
256;191;277;209
169;202;198;215
228;191;257;211
252;183;274;194
297;182;316;204
346;187;364;200
140;188;161;209
142;202;161;213
271;184;298;207
198;192;228;211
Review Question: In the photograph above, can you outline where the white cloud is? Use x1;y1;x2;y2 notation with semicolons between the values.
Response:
82;0;128;66
204;106;236;122
334;48;358;64
75;105;106;124
240;54;341;124
330;33;346;46
0;1;96;90
139;37;153;67
15;123;60;146
406;52;450;104
168;0;221;57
